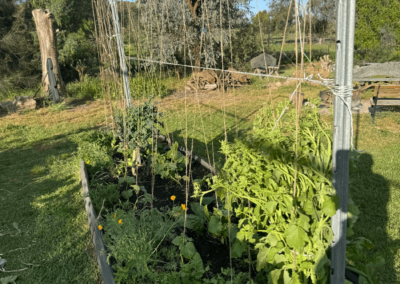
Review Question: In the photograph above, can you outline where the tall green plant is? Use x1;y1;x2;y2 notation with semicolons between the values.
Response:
194;101;339;283
113;98;162;176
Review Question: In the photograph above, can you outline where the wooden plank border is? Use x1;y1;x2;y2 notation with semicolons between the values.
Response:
80;160;115;284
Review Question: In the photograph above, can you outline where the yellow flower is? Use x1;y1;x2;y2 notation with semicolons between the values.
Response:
181;204;186;210
98;225;103;230
86;160;90;164
114;213;116;218
118;219;123;224
170;195;176;201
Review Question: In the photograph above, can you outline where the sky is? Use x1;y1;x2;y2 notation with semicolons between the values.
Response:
248;0;271;15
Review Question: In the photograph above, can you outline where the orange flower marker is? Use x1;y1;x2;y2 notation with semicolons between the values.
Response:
181;204;186;210
98;225;103;230
170;196;176;201
118;219;123;224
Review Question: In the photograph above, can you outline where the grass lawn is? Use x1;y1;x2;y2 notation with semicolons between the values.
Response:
0;69;399;283
0;100;107;283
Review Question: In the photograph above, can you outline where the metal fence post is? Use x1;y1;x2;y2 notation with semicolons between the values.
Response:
330;0;356;283
109;0;133;108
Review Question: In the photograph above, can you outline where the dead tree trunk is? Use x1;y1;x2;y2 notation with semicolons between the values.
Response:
32;9;66;95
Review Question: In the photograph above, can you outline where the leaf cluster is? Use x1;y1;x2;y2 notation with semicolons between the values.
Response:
194;101;340;283
151;142;189;183
114;98;162;154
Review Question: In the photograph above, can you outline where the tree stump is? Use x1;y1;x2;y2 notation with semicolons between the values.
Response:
32;9;65;95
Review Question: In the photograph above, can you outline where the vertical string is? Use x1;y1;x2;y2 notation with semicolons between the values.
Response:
309;0;312;62
277;0;293;70
292;0;299;272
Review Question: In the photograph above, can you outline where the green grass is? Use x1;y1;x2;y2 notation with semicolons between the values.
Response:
347;112;400;283
0;100;106;284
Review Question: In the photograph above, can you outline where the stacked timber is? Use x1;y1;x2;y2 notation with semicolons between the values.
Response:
185;68;250;91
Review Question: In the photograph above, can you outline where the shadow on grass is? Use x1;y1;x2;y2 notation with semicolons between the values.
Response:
0;126;103;283
347;151;400;282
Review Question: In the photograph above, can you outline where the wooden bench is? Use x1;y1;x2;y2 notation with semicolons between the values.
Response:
371;85;400;124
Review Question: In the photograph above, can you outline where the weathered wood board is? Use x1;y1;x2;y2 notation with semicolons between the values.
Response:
80;160;115;284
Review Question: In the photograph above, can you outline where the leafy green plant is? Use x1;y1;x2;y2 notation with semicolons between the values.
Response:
88;183;120;213
151;142;189;183
346;236;385;284
100;202;181;283
66;75;103;99
74;131;114;175
194;100;339;283
130;74;169;99
113;97;162;175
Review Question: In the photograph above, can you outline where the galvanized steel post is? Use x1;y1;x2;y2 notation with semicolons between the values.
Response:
331;0;356;283
109;0;132;108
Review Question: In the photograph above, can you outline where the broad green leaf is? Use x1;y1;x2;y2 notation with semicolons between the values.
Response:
231;240;247;258
283;270;291;284
190;202;207;220
256;246;268;271
265;232;278;247
297;214;311;232
284;224;308;251
180;242;196;260
118;176;136;184
265;201;278;214
228;224;239;240
300;261;314;270
121;190;133;200
208;216;223;236
267;247;278;264
172;234;192;246
304;199;314;215
268;269;282;284
185;215;206;234
274;253;286;265
322;195;340;217
200;196;215;206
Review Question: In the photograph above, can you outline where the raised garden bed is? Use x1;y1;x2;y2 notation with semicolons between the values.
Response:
80;136;257;283
78;100;375;284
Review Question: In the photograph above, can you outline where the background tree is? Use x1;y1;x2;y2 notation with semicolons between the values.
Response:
32;8;66;95
0;0;41;100
125;0;250;71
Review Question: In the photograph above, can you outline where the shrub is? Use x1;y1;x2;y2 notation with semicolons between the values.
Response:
66;75;103;99
129;74;168;99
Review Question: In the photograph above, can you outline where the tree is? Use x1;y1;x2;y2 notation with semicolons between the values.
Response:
0;0;41;99
32;9;66;95
130;0;250;71
355;0;400;50
31;0;98;82
268;0;294;33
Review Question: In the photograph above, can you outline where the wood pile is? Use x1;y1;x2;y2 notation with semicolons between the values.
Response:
185;68;250;91
319;54;333;72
